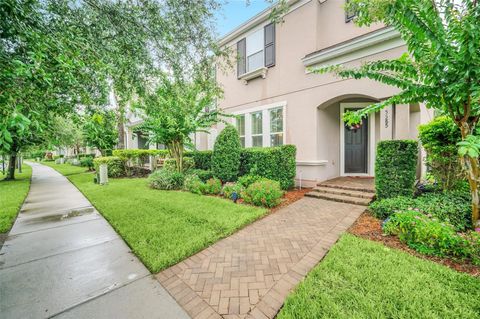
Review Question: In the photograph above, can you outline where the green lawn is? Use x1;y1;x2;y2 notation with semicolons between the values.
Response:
40;161;89;175
46;163;266;272
0;164;32;233
278;234;480;319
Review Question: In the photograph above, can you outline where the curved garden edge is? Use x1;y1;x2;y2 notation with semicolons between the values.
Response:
349;212;480;277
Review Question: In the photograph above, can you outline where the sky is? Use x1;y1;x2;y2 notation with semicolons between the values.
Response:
215;1;272;37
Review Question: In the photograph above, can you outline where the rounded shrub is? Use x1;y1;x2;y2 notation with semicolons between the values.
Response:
204;178;222;195
375;140;418;199
148;169;184;190
242;179;284;208
184;174;206;195
222;182;244;200
238;175;266;188
212;124;241;182
93;156;125;177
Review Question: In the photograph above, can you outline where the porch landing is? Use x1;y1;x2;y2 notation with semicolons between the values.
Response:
306;177;375;206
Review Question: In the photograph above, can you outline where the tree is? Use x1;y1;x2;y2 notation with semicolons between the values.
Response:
46;115;84;156
0;0;109;180
311;0;480;227
136;71;223;172
83;110;118;156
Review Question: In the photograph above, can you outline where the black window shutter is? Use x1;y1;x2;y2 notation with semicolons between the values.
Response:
237;38;246;77
264;23;275;67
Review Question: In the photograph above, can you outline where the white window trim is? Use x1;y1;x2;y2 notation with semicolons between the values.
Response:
231;101;287;148
236;115;246;147
339;102;375;177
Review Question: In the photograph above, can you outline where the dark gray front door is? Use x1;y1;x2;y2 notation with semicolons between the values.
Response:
344;115;368;174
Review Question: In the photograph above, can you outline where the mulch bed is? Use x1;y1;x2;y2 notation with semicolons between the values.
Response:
271;187;312;212
349;212;480;277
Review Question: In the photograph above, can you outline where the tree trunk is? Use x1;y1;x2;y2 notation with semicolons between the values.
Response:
6;153;17;180
168;139;184;172
114;92;126;150
459;123;480;228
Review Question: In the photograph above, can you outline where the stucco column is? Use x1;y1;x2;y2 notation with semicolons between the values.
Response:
394;104;410;139
379;105;393;140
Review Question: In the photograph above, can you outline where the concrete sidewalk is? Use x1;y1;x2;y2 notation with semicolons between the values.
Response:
0;162;189;319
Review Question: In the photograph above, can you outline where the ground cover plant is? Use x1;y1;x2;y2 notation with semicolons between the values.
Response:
46;164;266;272
278;234;480;319
0;164;31;233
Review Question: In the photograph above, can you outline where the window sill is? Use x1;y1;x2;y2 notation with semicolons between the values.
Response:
238;67;268;85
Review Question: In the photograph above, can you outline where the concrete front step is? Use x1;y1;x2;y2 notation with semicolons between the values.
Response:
311;186;374;199
317;182;375;194
305;191;372;206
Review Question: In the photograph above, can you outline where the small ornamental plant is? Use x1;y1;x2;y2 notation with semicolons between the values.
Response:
204;178;222;195
242;179;284;208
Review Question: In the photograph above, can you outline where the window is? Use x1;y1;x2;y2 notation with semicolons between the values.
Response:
233;104;285;148
237;23;275;77
251;111;263;147
236;115;246;147
246;29;264;72
270;107;283;146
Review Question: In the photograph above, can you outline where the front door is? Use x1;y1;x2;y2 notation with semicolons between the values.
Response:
344;114;368;174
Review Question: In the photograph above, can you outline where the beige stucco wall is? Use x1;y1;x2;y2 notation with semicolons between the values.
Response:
198;0;433;185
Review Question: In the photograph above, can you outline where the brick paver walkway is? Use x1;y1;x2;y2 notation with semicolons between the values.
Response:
156;197;365;319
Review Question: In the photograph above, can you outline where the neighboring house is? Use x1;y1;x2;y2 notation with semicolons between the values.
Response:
194;0;433;187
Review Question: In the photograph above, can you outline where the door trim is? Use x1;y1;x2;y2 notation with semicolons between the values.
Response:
340;103;375;177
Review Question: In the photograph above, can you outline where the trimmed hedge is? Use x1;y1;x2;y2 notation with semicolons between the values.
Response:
93;156;125;177
212;125;242;182
185;150;213;171
163;157;194;172
240;145;296;190
113;149;169;162
375;140;418;199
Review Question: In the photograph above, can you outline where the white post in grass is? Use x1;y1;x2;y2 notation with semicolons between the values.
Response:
99;164;108;185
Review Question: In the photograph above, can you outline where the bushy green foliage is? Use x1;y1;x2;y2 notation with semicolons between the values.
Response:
222;182;244;200
184;150;213;170
240;145;296;190
183;174;206;195
370;191;471;231
186;169;213;182
242;179;284;208
419;116;464;190
163;157;194;172
204;178;222;195
93;156;125;177
384;211;479;264
212;125;241;182
238;175;266;188
148;169;184;190
79;156;94;170
83;110;118;156
113;149;169;162
375;140;418;199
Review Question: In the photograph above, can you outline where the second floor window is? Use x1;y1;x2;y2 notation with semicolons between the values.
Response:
237;23;275;77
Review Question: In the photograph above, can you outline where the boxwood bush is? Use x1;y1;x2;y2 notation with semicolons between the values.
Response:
375;140;418;199
93;156;125;177
369;191;471;231
148;169;184;190
240;145;296;190
212;125;242;182
242;179;284;208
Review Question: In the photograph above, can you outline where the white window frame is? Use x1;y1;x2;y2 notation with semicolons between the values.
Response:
269;107;284;147
232;101;287;148
245;29;264;73
236;115;246;147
